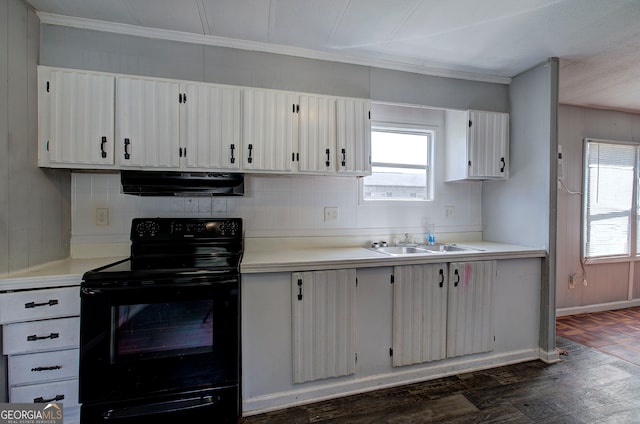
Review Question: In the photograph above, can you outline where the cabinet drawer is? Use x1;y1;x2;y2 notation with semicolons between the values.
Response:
0;287;79;324
10;378;79;407
3;317;80;355
9;348;79;385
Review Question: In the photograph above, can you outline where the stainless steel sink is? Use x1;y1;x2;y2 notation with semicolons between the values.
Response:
370;246;432;256
370;243;479;256
419;244;471;252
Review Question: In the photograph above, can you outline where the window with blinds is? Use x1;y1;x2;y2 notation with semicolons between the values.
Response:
583;139;638;261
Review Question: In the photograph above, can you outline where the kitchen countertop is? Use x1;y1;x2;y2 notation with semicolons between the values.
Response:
241;241;546;273
0;241;547;288
0;257;126;291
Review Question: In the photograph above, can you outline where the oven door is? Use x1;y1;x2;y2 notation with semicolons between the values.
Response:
79;276;238;405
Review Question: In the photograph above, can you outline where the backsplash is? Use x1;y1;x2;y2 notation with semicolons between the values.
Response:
71;171;482;251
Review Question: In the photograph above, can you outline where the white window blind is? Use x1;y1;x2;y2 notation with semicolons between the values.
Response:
583;140;637;260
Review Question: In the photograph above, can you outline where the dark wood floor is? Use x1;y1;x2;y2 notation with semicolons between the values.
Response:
242;308;640;423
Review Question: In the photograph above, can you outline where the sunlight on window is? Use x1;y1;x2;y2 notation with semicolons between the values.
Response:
363;128;432;201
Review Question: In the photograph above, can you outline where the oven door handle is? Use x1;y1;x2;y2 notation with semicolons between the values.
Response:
81;287;102;295
103;395;219;421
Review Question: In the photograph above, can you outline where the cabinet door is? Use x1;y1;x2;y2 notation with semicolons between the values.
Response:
467;110;509;179
116;76;180;168
181;82;242;170
447;261;495;358
38;67;114;167
298;95;336;173
392;264;447;367
242;88;296;172
291;269;356;383
336;98;371;175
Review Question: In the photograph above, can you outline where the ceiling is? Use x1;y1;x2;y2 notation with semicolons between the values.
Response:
25;0;640;114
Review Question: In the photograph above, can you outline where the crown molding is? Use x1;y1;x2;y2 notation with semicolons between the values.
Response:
37;12;512;85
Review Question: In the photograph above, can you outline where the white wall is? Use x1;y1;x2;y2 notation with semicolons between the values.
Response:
482;59;559;355
557;104;640;312
0;0;70;276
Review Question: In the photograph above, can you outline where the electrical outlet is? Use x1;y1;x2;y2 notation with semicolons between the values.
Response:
96;208;109;226
444;206;455;218
324;207;339;222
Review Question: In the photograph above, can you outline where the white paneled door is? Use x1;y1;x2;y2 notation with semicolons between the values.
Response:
447;261;496;358
180;81;242;170
116;76;180;168
336;98;371;175
242;88;296;172
392;264;448;367
291;269;356;384
297;94;336;173
38;67;114;166
468;110;509;179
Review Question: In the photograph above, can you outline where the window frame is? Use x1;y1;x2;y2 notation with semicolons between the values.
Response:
582;137;640;264
359;122;436;204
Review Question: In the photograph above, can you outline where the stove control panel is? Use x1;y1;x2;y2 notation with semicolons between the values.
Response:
131;218;242;240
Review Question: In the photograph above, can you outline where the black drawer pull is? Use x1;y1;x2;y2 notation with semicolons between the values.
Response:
27;333;59;342
34;394;64;403
31;365;62;372
25;299;58;309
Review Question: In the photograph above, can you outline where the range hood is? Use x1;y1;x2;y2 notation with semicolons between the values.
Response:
121;171;244;196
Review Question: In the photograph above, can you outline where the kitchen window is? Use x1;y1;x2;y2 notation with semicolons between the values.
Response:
361;124;433;202
583;138;640;262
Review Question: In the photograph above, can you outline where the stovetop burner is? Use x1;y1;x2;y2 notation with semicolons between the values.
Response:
83;217;243;284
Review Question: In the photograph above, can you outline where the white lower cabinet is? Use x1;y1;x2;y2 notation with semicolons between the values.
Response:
392;264;448;367
8;349;79;386
291;269;356;383
392;261;495;367
1;285;80;423
446;261;496;358
10;378;79;405
241;258;541;415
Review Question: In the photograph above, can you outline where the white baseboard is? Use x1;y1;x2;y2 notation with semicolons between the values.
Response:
557;299;640;317
242;348;540;416
538;348;561;364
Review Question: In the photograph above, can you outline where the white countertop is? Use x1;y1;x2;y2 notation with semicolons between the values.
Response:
0;257;126;291
241;241;546;273
0;241;546;289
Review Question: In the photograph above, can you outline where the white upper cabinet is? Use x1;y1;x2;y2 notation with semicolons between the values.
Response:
242;88;371;175
116;76;180;168
38;66;115;167
297;95;336;173
242;88;297;172
336;98;371;175
38;67;371;176
445;109;509;181
181;82;242;170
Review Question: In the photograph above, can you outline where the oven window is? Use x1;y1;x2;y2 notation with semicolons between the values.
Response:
111;299;214;362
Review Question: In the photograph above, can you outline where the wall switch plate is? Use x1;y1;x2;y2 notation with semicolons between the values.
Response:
96;207;109;226
324;207;339;222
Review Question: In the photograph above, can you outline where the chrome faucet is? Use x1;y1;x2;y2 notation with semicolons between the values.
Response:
404;232;409;244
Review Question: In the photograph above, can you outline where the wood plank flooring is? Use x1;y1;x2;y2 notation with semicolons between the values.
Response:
557;306;640;367
241;308;640;423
